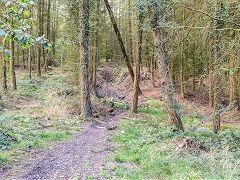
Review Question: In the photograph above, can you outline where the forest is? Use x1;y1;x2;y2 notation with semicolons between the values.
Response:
0;0;240;179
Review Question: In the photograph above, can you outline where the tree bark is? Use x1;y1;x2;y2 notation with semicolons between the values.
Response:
46;0;52;68
149;2;184;131
22;49;26;69
10;40;17;90
52;0;57;59
1;41;7;92
29;6;32;79
37;0;42;76
79;0;92;117
131;12;143;113
41;0;46;71
213;0;223;133
128;0;133;64
92;0;100;93
180;0;185;99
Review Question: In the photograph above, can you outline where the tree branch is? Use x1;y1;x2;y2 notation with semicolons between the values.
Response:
177;3;240;27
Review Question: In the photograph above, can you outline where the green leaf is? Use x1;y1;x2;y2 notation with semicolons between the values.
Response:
23;10;30;17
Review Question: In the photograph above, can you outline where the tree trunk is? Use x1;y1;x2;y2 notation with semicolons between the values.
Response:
213;0;224;133
104;0;141;94
131;11;143;113
37;0;42;76
92;0;100;93
151;52;156;88
149;2;184;131
1;41;7;92
29;6;32;79
180;0;185;99
128;0;133;64
16;44;20;66
229;55;236;105
46;0;52;68
79;0;92;117
22;49;26;69
209;44;213;108
41;0;46;72
52;0;57;59
10;40;17;90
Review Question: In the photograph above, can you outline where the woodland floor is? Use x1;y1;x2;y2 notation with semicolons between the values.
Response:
0;62;239;180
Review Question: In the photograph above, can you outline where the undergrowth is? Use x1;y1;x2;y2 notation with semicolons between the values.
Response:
110;98;240;179
0;69;82;167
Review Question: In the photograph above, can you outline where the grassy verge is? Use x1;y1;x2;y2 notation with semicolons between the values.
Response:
110;98;240;179
0;69;82;167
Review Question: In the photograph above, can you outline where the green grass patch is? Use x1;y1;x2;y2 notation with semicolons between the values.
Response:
110;99;240;179
0;69;81;167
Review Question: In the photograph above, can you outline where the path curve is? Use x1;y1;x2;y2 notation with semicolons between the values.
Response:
3;111;123;180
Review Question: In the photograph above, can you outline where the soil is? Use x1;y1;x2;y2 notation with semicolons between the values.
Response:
2;111;124;180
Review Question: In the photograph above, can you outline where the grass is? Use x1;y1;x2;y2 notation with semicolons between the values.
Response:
0;69;82;167
109;98;240;179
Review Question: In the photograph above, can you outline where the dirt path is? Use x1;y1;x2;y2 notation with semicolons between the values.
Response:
3;111;123;180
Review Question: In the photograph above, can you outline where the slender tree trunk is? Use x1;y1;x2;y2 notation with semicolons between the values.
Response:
229;55;236;105
209;42;213;108
149;2;184;131
29;7;32;78
16;45;19;66
104;0;142;94
180;0;185;99
52;0;57;59
10;40;17;90
22;49;26;69
151;51;156;88
128;0;133;64
37;0;42;76
41;0;46;71
79;0;92;117
92;0;100;92
213;0;223;133
180;11;185;98
180;57;184;98
46;0;51;69
1;40;7;92
131;11;143;113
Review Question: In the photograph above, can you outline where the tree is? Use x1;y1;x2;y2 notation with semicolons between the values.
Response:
131;1;144;113
0;0;34;91
92;0;100;93
104;0;141;94
52;0;57;59
46;0;52;69
128;0;133;64
10;39;17;90
212;0;225;133
149;0;184;131
37;0;42;76
28;6;32;79
79;0;92;117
